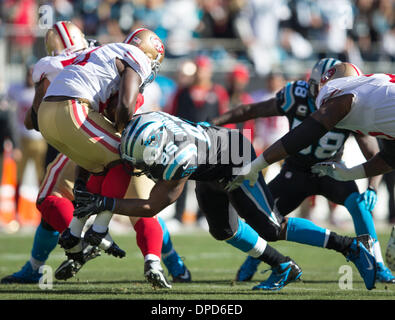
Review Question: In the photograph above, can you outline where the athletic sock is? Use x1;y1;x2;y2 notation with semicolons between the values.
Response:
286;217;331;247
225;218;286;267
134;217;163;261
157;216;173;256
30;222;59;270
344;192;378;239
325;232;354;254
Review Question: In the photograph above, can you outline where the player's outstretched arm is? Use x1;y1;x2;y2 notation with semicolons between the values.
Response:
211;97;280;126
226;94;353;191
115;59;141;132
74;177;188;218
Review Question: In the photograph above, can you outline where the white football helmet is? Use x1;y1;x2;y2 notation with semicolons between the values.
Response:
120;114;167;170
45;21;88;56
308;58;341;98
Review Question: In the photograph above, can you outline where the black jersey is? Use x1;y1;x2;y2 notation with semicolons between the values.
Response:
139;112;252;182
275;80;351;171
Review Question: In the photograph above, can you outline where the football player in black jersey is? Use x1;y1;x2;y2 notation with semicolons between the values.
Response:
72;111;377;290
213;58;394;283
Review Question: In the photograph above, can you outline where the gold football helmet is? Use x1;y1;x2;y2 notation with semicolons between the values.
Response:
319;62;363;90
124;28;165;87
45;21;88;56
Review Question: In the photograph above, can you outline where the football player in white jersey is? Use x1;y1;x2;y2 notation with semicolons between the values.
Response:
225;62;395;279
2;24;190;287
226;62;395;188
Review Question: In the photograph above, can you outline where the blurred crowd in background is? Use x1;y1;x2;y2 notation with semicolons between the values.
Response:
3;0;395;71
0;0;395;233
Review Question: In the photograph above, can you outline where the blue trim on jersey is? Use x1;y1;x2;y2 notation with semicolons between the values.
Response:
280;83;294;113
307;96;316;113
164;144;197;180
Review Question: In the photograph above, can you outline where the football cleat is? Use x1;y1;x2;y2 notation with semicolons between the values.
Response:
345;234;377;290
162;251;191;283
252;257;302;291
144;260;172;289
104;241;126;258
58;228;80;250
84;225;107;246
236;256;261;281
1;262;41;284
55;244;101;281
376;262;395;283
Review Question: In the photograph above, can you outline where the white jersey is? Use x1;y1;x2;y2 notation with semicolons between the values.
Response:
316;74;395;140
45;43;152;112
32;50;85;83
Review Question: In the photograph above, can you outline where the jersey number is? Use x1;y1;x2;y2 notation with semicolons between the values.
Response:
292;119;345;159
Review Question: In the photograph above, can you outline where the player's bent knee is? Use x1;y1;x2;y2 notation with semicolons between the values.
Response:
37;195;74;233
209;227;234;241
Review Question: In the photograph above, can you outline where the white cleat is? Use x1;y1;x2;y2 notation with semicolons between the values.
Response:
144;260;172;289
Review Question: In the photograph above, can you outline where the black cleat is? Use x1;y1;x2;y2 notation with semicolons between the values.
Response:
55;245;101;281
84;225;107;246
58;228;81;250
104;241;126;258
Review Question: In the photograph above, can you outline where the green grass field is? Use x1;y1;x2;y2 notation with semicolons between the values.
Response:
0;229;394;301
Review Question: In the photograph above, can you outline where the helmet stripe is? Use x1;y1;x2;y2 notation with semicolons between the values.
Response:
129;121;156;159
124;116;141;157
321;59;329;76
349;63;362;75
54;22;72;49
61;21;74;46
124;28;148;44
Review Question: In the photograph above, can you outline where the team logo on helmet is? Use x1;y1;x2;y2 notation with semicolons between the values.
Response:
150;36;164;54
320;67;336;86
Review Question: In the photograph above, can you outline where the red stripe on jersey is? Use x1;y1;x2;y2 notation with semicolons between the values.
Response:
125;51;141;68
61;21;74;46
72;100;119;154
61;56;77;67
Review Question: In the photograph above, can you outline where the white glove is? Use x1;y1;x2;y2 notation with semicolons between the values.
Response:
225;155;269;192
311;161;366;181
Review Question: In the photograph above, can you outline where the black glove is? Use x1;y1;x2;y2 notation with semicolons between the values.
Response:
73;178;87;205
73;190;115;219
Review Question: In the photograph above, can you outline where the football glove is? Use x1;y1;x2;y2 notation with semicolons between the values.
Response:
73;178;87;205
73;190;115;219
225;155;269;192
361;187;378;212
311;162;366;181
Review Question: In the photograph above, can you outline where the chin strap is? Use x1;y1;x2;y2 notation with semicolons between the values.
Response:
140;54;162;93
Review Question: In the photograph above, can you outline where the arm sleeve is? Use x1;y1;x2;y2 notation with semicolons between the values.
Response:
378;139;395;168
280;116;328;155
